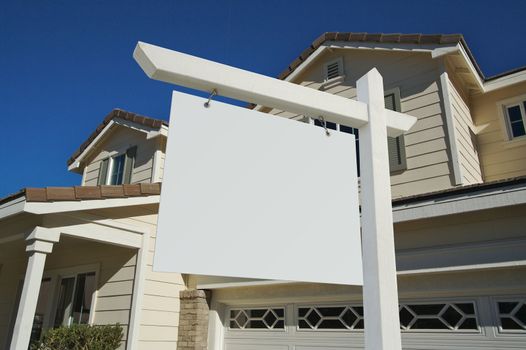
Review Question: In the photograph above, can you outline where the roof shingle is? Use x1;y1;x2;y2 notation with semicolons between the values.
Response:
67;109;168;166
0;183;161;205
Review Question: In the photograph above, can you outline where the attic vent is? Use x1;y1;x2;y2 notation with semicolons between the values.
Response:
324;58;343;81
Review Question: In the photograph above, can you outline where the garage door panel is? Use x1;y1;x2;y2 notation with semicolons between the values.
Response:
226;344;289;350
223;297;526;350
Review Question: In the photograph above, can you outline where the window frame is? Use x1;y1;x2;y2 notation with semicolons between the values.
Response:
497;94;526;145
97;146;137;185
384;87;407;173
16;264;100;339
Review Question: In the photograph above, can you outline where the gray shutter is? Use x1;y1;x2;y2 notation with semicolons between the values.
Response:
385;91;407;172
98;158;109;185
123;146;137;184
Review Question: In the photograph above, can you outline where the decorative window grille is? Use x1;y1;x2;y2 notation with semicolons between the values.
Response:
399;302;478;331
297;302;478;332
229;308;285;330
497;299;526;332
298;305;364;330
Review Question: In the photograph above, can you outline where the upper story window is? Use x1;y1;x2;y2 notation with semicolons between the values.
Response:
97;146;137;185
504;101;526;139
312;89;406;176
323;58;344;81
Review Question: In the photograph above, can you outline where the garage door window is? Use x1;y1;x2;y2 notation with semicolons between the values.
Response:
399;302;478;331
298;305;364;330
229;308;285;330
496;299;526;332
296;302;478;332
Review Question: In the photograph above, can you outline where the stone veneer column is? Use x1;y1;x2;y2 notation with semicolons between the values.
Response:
177;289;211;350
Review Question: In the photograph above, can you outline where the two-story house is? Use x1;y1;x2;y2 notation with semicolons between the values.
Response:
1;32;525;350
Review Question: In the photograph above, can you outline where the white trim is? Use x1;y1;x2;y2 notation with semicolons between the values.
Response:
484;69;526;93
58;221;143;248
439;71;463;185
133;42;416;137
151;149;162;182
456;43;485;92
67;120;115;171
0;196;25;220
392;183;526;223
68;118;166;171
198;279;294;290
397;260;526;276
24;195;159;215
127;231;149;350
286;46;328;83
496;93;526;142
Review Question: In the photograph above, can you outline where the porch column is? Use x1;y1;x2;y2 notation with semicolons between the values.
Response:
10;227;60;350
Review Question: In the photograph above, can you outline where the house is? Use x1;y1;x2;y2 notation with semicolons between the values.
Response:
1;32;525;350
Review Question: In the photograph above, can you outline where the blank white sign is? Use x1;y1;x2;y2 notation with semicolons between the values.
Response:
154;91;363;285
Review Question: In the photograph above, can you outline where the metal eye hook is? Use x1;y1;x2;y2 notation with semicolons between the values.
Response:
204;89;218;108
318;116;331;137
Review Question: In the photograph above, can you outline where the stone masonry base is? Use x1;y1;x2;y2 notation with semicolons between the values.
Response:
177;289;210;350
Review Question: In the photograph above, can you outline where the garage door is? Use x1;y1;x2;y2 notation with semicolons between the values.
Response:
223;297;526;349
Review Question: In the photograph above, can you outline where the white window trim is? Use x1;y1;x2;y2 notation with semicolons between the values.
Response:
491;296;526;335
105;152;126;185
34;264;100;332
496;93;526;147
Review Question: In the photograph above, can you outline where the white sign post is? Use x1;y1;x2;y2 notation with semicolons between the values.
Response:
134;42;416;350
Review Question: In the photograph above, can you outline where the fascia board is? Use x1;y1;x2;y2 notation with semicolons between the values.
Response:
24;195;160;215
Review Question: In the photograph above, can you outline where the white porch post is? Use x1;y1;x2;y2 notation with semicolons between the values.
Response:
10;227;60;350
357;69;402;350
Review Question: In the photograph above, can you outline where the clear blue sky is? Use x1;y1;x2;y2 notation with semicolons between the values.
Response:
1;0;525;197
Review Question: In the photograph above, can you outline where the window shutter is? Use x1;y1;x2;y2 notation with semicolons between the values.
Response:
385;92;407;172
98;158;109;185
123;146;137;184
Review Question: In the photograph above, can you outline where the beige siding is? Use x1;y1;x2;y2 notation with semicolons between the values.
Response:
82;125;158;186
95;208;185;349
472;81;526;181
266;49;454;198
139;215;184;350
446;75;483;184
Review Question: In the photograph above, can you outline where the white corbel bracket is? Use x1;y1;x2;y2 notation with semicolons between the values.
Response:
133;42;416;137
25;226;60;254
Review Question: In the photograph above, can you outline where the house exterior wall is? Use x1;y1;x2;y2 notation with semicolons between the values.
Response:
444;67;483;184
265;49;454;198
0;236;136;349
88;207;186;350
472;81;526;181
82;126;160;186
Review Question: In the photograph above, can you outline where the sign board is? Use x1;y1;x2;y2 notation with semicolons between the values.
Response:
154;91;363;285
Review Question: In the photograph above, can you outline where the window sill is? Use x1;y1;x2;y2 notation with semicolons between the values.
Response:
319;75;346;91
502;136;526;149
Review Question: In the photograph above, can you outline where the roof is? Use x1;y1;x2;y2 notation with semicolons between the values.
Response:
67;109;168;166
0;183;161;205
392;176;526;207
276;32;475;81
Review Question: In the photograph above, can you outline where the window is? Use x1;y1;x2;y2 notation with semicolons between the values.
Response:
311;90;405;176
324;58;344;81
229;307;285;330
54;272;96;327
97;146;137;185
298;305;364;330
496;299;526;332
296;302;478;332
504;101;526;139
399;302;478;331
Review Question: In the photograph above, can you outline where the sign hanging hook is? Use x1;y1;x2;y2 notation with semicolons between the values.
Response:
318;116;331;137
204;89;218;108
